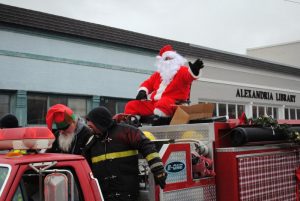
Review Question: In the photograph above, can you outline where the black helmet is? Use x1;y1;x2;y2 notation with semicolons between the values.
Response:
0;114;19;128
86;106;114;132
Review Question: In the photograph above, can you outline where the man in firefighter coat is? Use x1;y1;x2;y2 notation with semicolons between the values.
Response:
84;106;167;201
124;44;204;118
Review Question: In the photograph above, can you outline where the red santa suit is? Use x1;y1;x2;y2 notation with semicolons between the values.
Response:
125;45;201;117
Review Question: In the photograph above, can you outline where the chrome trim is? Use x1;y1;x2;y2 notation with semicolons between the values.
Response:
0;164;12;197
236;150;298;158
43;169;74;201
216;143;299;152
89;172;105;201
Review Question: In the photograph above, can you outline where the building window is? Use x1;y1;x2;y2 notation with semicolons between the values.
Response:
218;104;226;116
204;101;245;119
0;94;10;117
273;108;278;119
100;96;131;115
285;107;300;120
27;93;89;125
252;106;257;119
252;105;278;119
237;105;245;117
267;107;272;116
290;109;296;120
228;104;236;119
212;103;217;116
49;96;67;106
285;108;289;120
270;106;277;119
258;106;265;117
68;98;87;117
27;94;48;124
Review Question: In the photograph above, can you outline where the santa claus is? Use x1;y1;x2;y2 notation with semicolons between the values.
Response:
124;44;204;119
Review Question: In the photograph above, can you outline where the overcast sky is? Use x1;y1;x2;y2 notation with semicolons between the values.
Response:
1;0;300;54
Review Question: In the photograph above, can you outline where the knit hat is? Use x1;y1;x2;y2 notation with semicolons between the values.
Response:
159;45;174;57
46;104;75;131
86;106;114;133
0;114;19;128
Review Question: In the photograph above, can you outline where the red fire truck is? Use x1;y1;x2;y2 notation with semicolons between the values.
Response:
1;120;300;201
140;119;300;201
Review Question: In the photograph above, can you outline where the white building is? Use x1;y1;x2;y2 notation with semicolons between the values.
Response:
1;3;300;126
247;41;300;68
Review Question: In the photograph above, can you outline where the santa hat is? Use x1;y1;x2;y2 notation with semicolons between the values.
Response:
159;44;174;57
46;104;75;131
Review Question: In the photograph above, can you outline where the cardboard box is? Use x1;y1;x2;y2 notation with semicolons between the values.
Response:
170;103;214;125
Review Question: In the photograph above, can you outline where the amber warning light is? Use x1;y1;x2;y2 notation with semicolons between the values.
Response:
0;127;55;150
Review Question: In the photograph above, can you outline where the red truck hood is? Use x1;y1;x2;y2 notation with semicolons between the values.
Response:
0;152;85;166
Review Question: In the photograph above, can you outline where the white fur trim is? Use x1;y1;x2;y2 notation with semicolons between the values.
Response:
154;82;168;100
161;51;177;59
138;87;149;95
161;51;187;64
153;108;168;117
158;50;187;65
156;52;185;85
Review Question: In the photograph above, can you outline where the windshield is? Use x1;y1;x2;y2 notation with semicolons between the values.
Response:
0;166;9;196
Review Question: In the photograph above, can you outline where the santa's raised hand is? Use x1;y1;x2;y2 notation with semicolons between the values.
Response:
188;59;204;76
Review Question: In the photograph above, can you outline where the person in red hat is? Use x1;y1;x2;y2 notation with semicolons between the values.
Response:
46;104;92;154
124;44;204;122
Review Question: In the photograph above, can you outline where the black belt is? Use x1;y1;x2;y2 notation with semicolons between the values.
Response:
106;192;136;200
104;175;117;181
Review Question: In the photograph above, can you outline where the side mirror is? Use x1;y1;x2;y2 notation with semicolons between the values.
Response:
44;173;68;201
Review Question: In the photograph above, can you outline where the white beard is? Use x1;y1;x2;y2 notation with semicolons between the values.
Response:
58;132;75;152
156;51;187;85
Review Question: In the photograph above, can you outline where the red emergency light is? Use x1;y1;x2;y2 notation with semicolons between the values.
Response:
0;127;55;150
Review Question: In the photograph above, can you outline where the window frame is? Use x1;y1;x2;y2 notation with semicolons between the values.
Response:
285;107;300;120
12;167;84;201
199;101;246;119
0;92;12;118
100;96;131;115
27;93;90;125
252;104;279;119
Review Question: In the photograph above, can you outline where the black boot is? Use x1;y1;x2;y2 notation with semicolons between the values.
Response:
127;115;141;127
151;115;172;126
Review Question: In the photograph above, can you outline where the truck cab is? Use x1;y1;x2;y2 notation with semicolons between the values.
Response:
0;127;103;201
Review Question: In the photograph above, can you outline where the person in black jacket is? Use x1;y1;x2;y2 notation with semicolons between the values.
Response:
0;113;19;128
46;104;92;154
84;106;167;201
